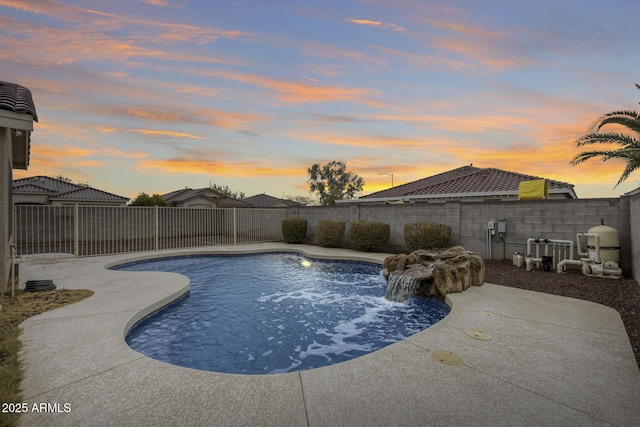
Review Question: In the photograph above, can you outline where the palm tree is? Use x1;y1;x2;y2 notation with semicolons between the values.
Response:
571;84;640;187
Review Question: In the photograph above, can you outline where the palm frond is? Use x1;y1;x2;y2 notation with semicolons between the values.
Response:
571;147;640;164
576;132;640;147
594;110;640;133
572;84;640;186
617;159;640;186
572;149;620;165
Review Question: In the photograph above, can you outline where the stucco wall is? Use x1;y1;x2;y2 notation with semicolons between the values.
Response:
287;197;633;275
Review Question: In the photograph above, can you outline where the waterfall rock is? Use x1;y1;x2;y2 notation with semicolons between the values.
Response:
383;246;485;302
385;272;420;304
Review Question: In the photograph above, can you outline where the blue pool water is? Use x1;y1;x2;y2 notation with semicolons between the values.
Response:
114;253;450;375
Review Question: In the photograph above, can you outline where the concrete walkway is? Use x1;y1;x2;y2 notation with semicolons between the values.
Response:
17;244;640;426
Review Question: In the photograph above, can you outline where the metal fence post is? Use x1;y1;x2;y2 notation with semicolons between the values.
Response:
74;204;79;257
233;207;237;245
155;205;159;251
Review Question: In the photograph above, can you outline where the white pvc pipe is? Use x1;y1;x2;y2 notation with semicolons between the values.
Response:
577;233;601;263
557;259;582;273
526;238;575;271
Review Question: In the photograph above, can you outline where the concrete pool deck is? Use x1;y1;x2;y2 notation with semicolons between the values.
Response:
16;243;640;426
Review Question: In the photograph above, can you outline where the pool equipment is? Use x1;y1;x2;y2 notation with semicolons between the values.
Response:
555;222;622;278
525;238;575;272
521;220;623;278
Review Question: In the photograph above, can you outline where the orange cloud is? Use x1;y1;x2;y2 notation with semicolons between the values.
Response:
130;129;206;139
431;38;524;70
289;132;427;149
348;18;405;31
0;4;247;69
136;158;304;178
398;15;529;72
301;42;387;68
0;16;164;66
91;105;264;129
19;145;103;177
421;18;505;39
138;0;183;8
0;0;248;41
349;18;383;27
200;70;379;105
31;145;95;158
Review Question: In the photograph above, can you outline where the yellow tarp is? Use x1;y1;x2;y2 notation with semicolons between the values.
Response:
518;179;548;200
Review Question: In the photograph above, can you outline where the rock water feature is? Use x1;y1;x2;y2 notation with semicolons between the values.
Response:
385;272;421;304
382;246;485;303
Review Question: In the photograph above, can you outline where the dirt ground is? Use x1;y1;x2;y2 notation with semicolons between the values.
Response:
484;259;640;369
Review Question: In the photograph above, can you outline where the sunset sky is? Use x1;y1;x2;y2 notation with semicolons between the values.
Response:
2;0;639;201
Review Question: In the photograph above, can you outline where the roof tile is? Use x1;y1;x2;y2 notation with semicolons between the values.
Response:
361;166;574;199
0;80;38;121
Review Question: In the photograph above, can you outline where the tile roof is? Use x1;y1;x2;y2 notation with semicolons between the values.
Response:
12;176;129;201
216;197;255;208
162;188;253;207
51;187;130;201
243;193;302;207
13;176;80;194
11;183;51;193
161;188;222;204
0;81;38;121
361;166;575;199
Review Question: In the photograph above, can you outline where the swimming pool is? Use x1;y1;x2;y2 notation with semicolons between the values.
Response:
115;253;450;375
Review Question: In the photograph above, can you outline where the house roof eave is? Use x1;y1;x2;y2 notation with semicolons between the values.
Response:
339;187;577;204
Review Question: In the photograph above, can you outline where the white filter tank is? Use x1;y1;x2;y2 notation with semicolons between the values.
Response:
587;224;620;263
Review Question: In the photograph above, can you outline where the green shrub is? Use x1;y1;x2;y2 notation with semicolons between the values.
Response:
404;222;451;252
350;221;390;252
316;220;346;248
282;217;308;244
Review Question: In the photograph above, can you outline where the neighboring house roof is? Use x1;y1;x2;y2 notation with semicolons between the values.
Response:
12;176;129;203
162;187;253;208
10;183;50;194
0;80;38;170
216;197;255;208
50;187;129;202
353;165;577;202
162;188;221;204
243;193;302;208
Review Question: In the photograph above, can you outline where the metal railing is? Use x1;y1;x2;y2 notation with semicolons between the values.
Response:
13;205;287;258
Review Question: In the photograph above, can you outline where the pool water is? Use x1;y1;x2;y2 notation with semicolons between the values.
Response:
115;253;450;375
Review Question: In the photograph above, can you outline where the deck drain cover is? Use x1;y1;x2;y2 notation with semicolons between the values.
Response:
466;329;492;340
431;350;462;366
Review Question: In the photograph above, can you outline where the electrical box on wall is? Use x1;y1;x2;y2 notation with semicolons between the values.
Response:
488;220;495;235
497;219;506;235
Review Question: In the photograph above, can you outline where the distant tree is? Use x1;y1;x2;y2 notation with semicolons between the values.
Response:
129;192;168;206
50;175;90;187
572;83;640;187
307;161;364;206
210;184;245;200
284;195;313;206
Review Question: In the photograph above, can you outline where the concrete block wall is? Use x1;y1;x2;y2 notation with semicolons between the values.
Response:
288;197;634;275
629;193;640;283
459;198;630;273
